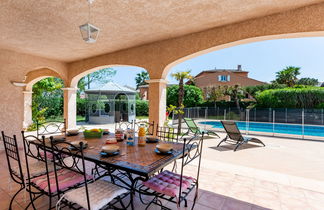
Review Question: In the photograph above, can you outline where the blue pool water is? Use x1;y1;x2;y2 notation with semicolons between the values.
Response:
199;121;324;137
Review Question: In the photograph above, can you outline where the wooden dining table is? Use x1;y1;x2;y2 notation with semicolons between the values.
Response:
62;134;185;177
33;133;189;209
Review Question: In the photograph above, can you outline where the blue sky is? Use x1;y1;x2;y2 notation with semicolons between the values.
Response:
108;37;324;88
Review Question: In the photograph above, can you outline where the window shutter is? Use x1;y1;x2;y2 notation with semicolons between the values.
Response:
227;75;230;81
218;75;221;81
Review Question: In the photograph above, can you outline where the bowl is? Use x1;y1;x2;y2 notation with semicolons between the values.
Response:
156;143;173;153
102;145;119;153
70;140;87;147
52;134;66;140
67;129;79;135
147;135;158;141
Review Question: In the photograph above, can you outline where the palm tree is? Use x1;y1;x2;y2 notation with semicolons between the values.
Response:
225;85;244;112
171;71;193;133
274;66;301;87
135;71;150;89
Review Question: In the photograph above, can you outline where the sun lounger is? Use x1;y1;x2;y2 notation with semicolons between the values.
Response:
217;120;265;151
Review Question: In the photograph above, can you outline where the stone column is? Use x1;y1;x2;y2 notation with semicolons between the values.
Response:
62;87;78;130
23;91;33;129
146;79;167;126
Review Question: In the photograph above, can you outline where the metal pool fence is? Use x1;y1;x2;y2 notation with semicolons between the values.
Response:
172;107;324;140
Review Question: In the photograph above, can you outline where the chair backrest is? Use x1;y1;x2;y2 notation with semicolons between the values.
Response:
21;132;53;196
22;131;48;163
1;131;24;185
184;118;200;134
135;121;155;135
49;138;91;209
220;121;243;141
115;120;134;131
178;133;205;199
156;126;179;142
36;119;66;137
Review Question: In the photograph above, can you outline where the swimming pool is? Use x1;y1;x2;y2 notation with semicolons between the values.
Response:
199;121;324;137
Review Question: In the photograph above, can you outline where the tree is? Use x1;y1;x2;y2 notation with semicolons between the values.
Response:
135;71;150;89
274;66;300;87
167;85;203;107
203;86;226;107
77;68;116;92
171;71;193;133
297;77;319;86
32;77;64;122
225;85;244;111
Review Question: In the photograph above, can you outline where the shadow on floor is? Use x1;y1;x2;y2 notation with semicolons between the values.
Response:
209;143;263;152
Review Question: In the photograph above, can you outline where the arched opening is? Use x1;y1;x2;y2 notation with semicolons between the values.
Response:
69;65;148;127
24;77;65;130
162;36;324;192
23;68;65;129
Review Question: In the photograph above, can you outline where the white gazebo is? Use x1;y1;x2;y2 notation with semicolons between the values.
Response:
85;82;136;124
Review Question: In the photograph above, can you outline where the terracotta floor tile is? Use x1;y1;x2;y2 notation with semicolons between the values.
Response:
251;205;271;210
221;198;252;210
198;191;226;209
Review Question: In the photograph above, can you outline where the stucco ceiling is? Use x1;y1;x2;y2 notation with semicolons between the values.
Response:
0;0;323;62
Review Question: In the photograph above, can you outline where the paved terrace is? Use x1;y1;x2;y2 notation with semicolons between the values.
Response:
1;126;323;210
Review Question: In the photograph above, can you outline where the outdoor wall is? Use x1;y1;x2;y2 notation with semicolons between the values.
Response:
194;71;265;89
0;49;67;136
2;1;324;135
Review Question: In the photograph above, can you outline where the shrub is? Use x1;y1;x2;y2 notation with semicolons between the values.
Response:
77;98;88;116
136;100;149;116
244;84;286;97
315;103;324;109
167;85;203;107
255;87;324;108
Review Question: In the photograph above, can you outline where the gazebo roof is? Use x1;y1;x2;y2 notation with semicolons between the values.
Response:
85;82;136;94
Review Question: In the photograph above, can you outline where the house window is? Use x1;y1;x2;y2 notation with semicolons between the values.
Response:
218;75;230;82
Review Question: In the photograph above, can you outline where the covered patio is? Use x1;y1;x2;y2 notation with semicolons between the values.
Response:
1;0;324;209
0;132;324;209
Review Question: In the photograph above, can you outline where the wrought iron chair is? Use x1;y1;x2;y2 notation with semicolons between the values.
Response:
1;131;25;210
36;119;66;138
217;120;265;151
135;120;156;135
115;120;134;131
50;139;130;210
138;133;205;210
156;125;180;142
183;117;220;138
22;133;87;210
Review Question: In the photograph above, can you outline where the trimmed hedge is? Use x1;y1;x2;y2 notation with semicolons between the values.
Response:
136;100;149;116
244;84;287;97
255;87;324;108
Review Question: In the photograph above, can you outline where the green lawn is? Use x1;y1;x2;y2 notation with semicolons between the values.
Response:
47;115;85;122
136;116;148;120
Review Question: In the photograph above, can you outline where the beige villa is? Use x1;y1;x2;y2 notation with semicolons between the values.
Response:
1;1;324;209
190;65;265;89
